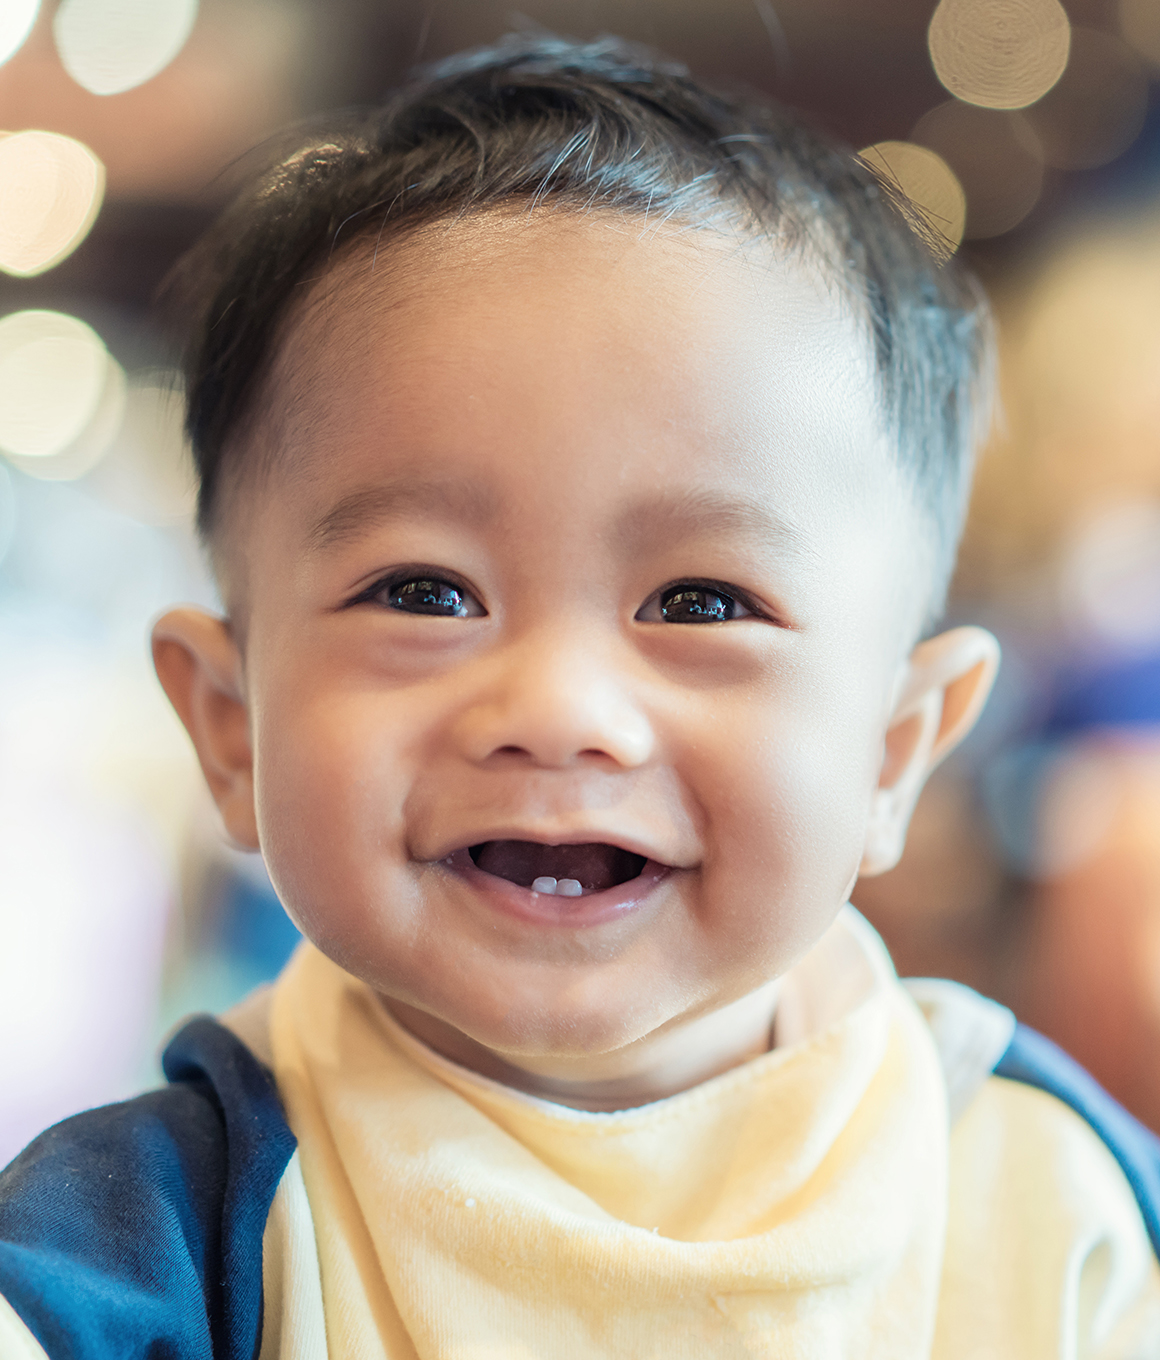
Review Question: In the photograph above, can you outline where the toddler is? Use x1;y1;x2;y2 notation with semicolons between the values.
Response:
2;34;1158;1360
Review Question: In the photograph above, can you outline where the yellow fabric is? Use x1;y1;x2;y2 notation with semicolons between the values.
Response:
266;909;1160;1358
937;1079;1160;1357
268;912;950;1359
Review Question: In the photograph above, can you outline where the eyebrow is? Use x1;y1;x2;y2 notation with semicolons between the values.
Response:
307;478;812;563
306;477;500;551
607;488;815;561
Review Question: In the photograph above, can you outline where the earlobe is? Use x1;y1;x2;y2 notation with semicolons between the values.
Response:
860;625;999;877
152;608;260;851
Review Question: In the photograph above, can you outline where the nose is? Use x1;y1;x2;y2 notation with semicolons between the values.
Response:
453;631;655;770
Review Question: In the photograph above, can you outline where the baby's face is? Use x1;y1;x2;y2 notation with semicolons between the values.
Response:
232;214;919;1073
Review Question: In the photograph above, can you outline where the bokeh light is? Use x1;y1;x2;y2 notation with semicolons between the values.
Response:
0;131;104;278
962;210;1160;594
858;141;966;257
87;379;195;525
0;312;104;459
1019;28;1148;172
1120;0;1160;69
53;0;199;97
0;0;39;68
928;0;1071;110
911;101;1044;239
1033;746;1125;880
0;310;125;480
20;354;126;483
1060;500;1160;651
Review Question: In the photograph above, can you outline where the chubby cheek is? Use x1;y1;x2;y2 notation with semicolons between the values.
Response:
249;673;419;964
691;679;883;978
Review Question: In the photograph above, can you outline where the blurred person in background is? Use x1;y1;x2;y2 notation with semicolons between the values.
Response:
859;210;1160;1138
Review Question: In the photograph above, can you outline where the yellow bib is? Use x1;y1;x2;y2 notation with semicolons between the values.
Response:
267;911;949;1359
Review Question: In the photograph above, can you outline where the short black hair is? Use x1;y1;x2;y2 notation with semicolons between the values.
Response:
169;31;993;622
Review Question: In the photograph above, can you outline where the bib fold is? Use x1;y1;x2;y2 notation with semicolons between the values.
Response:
268;908;949;1360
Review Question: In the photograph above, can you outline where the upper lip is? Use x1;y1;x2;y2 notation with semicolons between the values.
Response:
425;823;690;869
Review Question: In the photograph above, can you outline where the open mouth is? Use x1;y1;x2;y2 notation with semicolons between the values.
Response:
468;840;648;897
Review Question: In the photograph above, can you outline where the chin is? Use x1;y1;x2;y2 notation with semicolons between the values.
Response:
438;980;670;1064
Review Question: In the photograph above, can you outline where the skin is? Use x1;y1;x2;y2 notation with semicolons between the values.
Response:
155;212;998;1110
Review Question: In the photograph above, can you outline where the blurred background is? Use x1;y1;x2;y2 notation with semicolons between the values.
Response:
3;0;1160;1162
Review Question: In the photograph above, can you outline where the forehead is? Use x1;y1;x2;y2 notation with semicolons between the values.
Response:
243;211;900;581
283;212;878;434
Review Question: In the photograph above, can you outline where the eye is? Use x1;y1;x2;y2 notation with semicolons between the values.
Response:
352;572;486;618
390;578;475;617
636;582;754;624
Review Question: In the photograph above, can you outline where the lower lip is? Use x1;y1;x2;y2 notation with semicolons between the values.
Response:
441;848;672;927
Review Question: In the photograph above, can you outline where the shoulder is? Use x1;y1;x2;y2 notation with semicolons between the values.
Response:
992;1022;1160;1258
939;1017;1160;1355
0;1016;295;1360
904;974;1160;1257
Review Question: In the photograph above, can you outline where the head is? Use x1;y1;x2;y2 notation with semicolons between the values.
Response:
155;35;999;1106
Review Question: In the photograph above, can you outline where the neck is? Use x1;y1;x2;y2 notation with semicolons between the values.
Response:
382;982;782;1112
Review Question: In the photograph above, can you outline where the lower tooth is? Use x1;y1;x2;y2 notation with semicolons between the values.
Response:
532;876;558;894
557;879;583;897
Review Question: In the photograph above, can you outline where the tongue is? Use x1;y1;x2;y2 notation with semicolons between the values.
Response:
470;841;647;892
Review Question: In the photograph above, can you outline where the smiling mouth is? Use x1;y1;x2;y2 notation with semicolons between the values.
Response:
468;840;648;896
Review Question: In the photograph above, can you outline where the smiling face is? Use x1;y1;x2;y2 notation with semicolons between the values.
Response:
208;212;926;1089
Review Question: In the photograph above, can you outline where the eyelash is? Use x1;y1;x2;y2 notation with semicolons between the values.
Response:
638;579;763;624
346;566;484;614
346;571;768;623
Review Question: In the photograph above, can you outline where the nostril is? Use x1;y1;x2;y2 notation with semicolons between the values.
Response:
461;689;654;770
485;744;615;767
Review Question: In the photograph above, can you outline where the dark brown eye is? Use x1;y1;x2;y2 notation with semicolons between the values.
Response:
659;586;741;623
388;578;472;617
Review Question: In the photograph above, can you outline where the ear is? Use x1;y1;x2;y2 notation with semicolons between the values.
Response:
152;607;259;851
860;625;999;877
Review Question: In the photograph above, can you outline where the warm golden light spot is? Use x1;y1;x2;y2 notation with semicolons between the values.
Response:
53;0;198;97
0;131;104;278
928;0;1071;109
1020;28;1148;171
0;311;124;480
911;101;1043;239
858;141;966;257
28;353;126;482
1121;0;1160;69
960;214;1160;595
0;0;39;68
0;312;104;459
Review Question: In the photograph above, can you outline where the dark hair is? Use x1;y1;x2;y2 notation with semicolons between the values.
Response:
170;32;993;620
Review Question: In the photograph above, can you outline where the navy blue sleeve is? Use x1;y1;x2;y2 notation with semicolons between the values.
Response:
0;1018;296;1360
995;1023;1160;1263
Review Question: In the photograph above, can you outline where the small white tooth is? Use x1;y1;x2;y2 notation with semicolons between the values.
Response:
557;879;583;897
532;876;558;895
